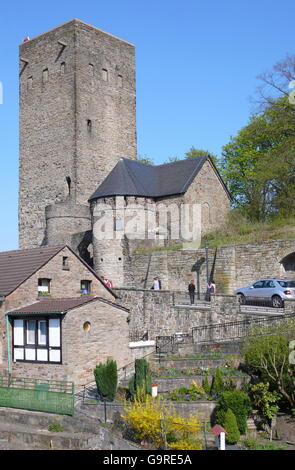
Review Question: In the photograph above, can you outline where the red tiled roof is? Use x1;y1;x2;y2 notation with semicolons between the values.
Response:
0;245;65;296
8;295;99;315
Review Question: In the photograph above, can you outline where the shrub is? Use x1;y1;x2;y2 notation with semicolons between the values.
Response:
210;368;226;396
250;382;280;422
215;390;251;434
94;358;118;401
48;423;64;433
203;376;211;395
168;382;206;402
224;409;240;444
121;395;202;449
243;321;295;408
128;359;152;400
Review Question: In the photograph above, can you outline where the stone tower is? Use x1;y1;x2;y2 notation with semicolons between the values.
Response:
19;19;136;249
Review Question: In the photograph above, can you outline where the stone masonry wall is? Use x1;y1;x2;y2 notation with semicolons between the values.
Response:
114;289;273;340
184;159;231;236
124;239;295;294
0;247;115;373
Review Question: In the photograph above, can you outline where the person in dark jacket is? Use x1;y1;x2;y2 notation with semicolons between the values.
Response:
188;280;196;304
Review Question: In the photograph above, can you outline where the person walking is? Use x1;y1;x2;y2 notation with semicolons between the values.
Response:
188;280;196;304
206;279;216;301
151;277;161;290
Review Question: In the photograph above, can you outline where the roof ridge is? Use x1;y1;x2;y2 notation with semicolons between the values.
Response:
156;155;209;168
0;244;65;256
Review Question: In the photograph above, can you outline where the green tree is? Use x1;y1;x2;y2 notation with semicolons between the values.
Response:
243;319;295;408
220;96;295;221
215;390;251;434
210;368;226;395
128;358;152;400
94;358;118;401
203;376;211;395
224;408;240;445
250;382;280;423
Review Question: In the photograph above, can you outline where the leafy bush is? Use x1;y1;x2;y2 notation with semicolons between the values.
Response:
243;322;295;409
215;390;252;434
168;381;207;401
242;437;286;450
224;409;240;444
250;382;280;422
94;358;118;401
121;395;202;449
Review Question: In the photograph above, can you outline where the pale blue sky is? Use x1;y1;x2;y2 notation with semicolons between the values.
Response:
0;0;294;251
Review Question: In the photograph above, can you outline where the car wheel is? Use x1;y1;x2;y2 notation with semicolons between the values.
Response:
237;293;246;305
272;295;283;308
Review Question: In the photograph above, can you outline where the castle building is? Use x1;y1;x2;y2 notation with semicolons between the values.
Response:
19;19;231;287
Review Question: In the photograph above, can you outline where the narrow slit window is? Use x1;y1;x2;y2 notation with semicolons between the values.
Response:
43;68;49;84
60;62;65;74
27;76;33;90
118;74;123;87
102;69;108;81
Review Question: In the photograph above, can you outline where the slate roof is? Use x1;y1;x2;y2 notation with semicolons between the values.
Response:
0;245;65;296
89;155;229;201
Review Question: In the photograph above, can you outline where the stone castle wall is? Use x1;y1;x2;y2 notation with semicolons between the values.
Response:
122;239;295;293
115;288;286;340
19;19;136;249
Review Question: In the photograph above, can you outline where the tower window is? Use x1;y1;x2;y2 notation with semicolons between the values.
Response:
118;75;123;87
60;62;66;74
89;63;94;75
87;119;92;132
27;76;33;90
62;256;69;270
42;68;49;84
102;69;108;81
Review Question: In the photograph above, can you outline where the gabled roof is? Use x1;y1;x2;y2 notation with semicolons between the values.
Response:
89;155;230;201
0;244;117;298
7;295;129;315
0;245;65;297
8;296;98;315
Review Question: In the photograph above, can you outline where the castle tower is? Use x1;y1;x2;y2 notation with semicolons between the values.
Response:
19;19;136;249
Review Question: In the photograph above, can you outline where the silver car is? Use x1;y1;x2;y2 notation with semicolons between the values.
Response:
235;278;295;308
